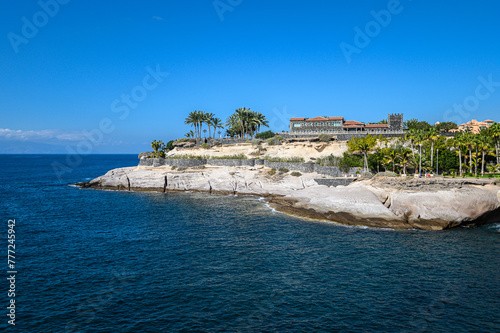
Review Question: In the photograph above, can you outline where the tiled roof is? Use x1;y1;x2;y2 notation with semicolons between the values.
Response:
290;117;306;121
306;116;329;122
484;119;495;123
328;117;344;121
343;120;364;125
343;125;363;128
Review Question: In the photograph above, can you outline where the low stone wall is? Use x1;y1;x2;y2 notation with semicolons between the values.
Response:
207;159;256;167
313;165;360;177
315;178;356;187
264;161;315;173
139;158;362;177
139;158;207;167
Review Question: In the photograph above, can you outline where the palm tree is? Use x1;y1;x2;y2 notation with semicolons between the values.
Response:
211;117;224;139
185;130;194;138
253;111;269;137
151;140;165;158
397;147;412;175
426;127;439;170
478;130;494;176
184;111;198;140
204;112;216;138
453;133;466;176
464;130;473;174
382;148;398;173
490;122;500;165
347;134;377;173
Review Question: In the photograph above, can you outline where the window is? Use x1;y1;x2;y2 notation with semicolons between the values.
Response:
293;123;301;128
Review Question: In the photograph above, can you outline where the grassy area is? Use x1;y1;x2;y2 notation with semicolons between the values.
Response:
263;156;305;163
166;154;248;160
209;154;248;160
166;154;209;159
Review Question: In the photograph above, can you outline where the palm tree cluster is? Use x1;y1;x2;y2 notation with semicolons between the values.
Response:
184;111;224;140
345;122;500;177
225;108;269;139
451;123;500;176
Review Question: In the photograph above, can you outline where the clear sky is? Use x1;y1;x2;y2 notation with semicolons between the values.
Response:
1;0;499;153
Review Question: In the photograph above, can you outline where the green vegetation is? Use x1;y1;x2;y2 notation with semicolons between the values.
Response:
166;154;248;160
264;156;305;163
268;168;277;176
266;135;283;146
201;143;209;149
435;121;458;133
166;140;174;151
225;108;269;138
151;140;166;158
166;154;208;159
210;154;248;160
185;110;224;140
250;139;263;146
291;172;302;177
255;130;275;139
318;134;332;142
278;168;289;173
347;134;377;173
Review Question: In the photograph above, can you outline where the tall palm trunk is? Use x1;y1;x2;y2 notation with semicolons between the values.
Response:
430;140;434;170
481;149;486;176
458;149;462;176
496;140;499;165
475;145;478;176
469;144;472;173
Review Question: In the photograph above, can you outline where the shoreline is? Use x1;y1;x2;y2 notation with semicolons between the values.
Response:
76;164;500;231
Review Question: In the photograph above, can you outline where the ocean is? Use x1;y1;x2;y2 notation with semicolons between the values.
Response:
1;154;499;332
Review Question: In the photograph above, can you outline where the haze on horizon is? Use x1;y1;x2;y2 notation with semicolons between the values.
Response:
1;0;499;153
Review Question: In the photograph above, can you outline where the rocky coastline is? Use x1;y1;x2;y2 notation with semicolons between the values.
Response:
77;164;500;231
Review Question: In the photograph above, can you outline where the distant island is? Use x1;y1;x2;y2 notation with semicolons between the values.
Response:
77;108;500;230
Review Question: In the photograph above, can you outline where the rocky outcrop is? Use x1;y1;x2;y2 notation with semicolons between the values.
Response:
77;166;500;230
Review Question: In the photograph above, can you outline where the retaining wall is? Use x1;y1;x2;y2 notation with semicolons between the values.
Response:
206;159;256;167
139;158;362;177
264;161;315;173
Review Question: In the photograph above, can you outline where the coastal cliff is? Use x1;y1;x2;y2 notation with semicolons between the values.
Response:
78;165;500;230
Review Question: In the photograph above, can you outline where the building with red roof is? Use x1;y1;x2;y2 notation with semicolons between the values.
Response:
289;114;404;136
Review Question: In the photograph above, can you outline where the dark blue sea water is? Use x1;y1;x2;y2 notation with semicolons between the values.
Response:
1;154;499;332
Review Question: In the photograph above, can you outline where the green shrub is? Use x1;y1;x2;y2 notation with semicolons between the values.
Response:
266;136;283;146
166;140;174;151
201;143;209;149
278;168;289;173
171;165;177;170
255;130;275;139
251;139;263;146
316;154;341;167
175;138;188;143
167;154;209;159
318;134;332;142
177;166;188;171
268;168;276;176
210;154;247;160
291;172;302;177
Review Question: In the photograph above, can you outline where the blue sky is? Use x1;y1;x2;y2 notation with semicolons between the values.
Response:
1;0;499;153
